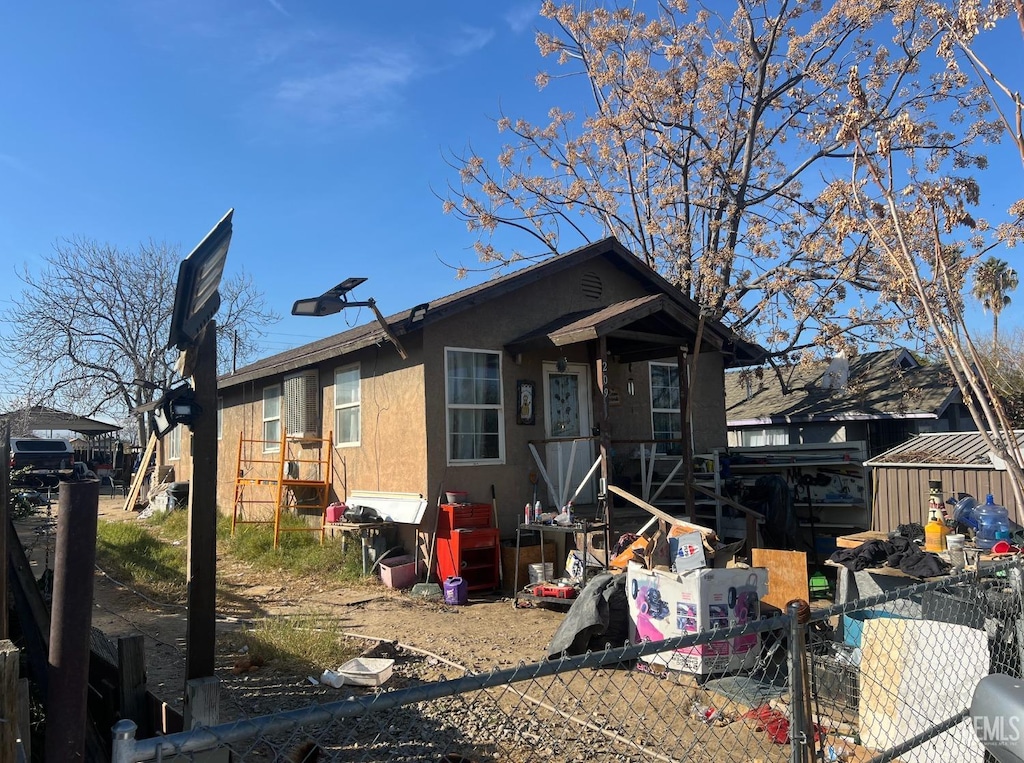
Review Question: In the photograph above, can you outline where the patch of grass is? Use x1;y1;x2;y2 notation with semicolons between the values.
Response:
95;516;187;602
235;614;363;675
220;513;368;583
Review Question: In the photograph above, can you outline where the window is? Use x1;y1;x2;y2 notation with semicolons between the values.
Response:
263;385;281;451
650;362;682;455
166;425;181;461
446;348;503;464
334;365;361;446
740;427;789;447
216;397;223;440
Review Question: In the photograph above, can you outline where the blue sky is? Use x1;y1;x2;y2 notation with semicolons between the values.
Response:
0;0;548;362
0;0;1020;393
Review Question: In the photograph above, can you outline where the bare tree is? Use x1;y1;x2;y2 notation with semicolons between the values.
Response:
443;1;991;367
0;238;279;443
835;0;1024;508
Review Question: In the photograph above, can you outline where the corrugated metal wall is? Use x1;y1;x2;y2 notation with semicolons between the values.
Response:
870;466;1020;532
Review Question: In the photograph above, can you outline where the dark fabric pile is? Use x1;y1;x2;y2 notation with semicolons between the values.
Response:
546;572;629;658
828;534;949;578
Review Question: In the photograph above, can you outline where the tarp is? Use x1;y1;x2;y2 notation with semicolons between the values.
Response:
0;405;121;436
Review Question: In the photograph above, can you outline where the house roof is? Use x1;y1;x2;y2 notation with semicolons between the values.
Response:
220;237;766;389
865;430;1024;469
724;349;960;426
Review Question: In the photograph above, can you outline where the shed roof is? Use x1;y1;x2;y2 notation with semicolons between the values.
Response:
724;349;959;426
865;430;1024;469
220;237;766;390
0;405;121;436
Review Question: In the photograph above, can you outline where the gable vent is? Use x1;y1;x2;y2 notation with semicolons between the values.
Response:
284;370;320;438
580;271;603;300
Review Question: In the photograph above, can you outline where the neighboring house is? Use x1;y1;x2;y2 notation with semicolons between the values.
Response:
188;237;763;550
866;430;1024;532
723;348;975;458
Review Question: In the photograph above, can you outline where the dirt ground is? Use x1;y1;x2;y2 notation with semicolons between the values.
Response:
18;493;572;720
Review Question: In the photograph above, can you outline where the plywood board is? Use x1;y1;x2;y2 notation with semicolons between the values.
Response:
751;548;809;611
859;618;987;762
835;530;888;549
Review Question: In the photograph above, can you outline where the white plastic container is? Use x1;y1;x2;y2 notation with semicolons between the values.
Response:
337;657;394;687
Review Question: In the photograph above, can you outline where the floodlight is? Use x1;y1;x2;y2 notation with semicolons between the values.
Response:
137;383;203;439
168;209;234;350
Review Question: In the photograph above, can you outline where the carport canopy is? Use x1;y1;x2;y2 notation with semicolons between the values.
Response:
0;405;121;436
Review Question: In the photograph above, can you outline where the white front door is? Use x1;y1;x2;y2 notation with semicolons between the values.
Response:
542;361;595;506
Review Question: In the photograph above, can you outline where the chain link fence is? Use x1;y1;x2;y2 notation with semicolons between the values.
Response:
112;559;1024;762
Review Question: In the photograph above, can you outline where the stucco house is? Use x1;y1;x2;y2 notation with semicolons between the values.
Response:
723;348;975;458
162;237;764;554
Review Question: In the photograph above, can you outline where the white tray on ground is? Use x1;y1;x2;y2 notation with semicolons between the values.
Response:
337;657;394;686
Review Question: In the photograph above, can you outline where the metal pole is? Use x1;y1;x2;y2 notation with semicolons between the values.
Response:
110;719;138;763
787;600;812;763
45;478;99;763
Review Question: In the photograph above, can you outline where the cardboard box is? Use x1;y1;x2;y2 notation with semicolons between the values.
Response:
668;531;706;572
626;564;767;675
379;555;422;590
500;541;556;593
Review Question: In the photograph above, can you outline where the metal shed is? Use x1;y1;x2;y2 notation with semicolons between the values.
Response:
866;430;1024;532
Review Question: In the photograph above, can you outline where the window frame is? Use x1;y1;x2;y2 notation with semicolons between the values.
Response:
166;424;181;461
444;347;505;466
334;363;361;447
649;361;683;454
263;384;282;452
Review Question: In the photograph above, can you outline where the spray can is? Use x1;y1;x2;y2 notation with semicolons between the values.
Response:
524;504;532;525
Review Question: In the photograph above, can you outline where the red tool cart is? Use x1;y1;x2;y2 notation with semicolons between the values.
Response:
434;503;500;592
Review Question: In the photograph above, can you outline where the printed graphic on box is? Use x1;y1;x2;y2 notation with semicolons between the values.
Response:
626;565;767;675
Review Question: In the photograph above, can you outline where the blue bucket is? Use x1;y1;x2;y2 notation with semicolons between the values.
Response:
443;576;468;606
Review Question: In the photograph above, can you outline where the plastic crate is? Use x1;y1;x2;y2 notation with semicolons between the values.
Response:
809;652;859;714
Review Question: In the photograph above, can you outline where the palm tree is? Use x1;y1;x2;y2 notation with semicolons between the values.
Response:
972;257;1019;344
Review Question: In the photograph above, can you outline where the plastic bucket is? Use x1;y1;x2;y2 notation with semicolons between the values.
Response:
528;562;554;584
443;576;468;605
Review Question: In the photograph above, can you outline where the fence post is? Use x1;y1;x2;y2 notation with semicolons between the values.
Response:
45;479;99;763
111;719;137;763
787;600;813;763
1009;562;1024;678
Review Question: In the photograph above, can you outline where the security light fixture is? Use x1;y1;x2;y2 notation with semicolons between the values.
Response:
167;209;234;350
291;277;409;360
291;277;368;317
137;382;203;439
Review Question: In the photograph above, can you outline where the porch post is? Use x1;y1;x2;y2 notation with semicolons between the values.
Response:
678;346;695;521
595;337;612;528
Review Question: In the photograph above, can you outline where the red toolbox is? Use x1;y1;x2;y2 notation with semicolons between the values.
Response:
532;584;578;599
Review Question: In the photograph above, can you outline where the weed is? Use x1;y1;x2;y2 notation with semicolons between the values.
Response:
95;517;187;602
234;614;363;675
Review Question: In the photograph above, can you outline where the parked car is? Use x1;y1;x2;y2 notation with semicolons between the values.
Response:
9;437;74;487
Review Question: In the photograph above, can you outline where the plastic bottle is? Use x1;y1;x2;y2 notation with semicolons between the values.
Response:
924;508;947;553
975;494;1011;551
534;500;542;522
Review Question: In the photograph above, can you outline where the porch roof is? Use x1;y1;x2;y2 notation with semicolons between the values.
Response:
505;294;757;366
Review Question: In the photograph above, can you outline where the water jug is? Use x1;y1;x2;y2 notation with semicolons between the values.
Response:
975;494;1010;551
